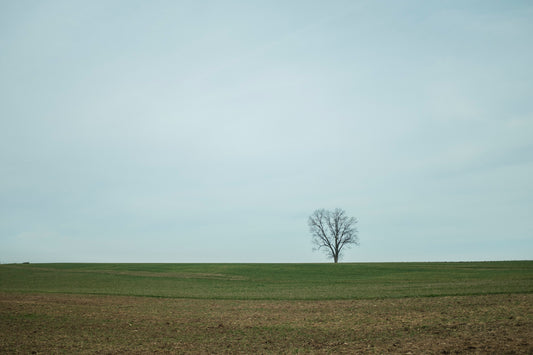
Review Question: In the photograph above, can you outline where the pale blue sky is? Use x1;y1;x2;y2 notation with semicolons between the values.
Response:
1;1;532;263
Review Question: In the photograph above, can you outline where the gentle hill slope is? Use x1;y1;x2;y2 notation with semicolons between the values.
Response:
1;261;531;300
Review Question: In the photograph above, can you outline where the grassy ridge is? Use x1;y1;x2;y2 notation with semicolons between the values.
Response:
1;261;532;300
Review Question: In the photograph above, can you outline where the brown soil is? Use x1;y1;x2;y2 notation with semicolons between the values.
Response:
1;292;531;354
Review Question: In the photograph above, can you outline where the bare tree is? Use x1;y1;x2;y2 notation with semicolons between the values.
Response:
308;208;359;263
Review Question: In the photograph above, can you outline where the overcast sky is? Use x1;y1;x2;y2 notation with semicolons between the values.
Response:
1;1;532;263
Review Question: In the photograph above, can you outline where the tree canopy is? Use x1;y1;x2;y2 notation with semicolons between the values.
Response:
308;208;359;263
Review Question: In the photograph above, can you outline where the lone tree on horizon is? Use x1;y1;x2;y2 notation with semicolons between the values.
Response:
308;208;359;263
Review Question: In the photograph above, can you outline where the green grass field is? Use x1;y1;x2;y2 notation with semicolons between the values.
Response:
1;261;532;299
1;261;532;353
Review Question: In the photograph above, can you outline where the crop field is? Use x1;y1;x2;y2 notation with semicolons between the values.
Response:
1;261;532;353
